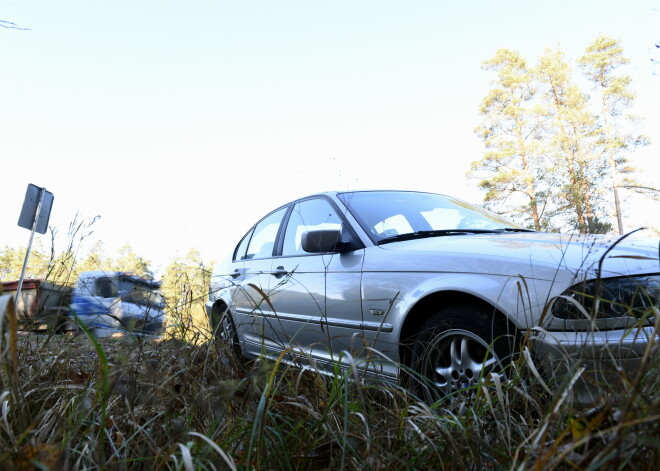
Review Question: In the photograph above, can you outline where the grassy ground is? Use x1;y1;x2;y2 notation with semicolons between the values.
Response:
0;327;658;470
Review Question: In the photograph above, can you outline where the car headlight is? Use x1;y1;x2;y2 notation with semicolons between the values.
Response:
552;275;660;320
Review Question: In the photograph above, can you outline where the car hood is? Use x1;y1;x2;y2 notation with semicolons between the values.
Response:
376;232;660;280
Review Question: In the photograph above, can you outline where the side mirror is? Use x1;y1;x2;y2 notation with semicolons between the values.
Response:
301;230;357;254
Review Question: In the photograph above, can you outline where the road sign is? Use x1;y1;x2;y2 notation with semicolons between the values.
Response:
18;184;54;234
15;184;54;307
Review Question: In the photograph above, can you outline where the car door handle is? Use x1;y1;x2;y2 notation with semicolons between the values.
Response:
230;269;241;279
272;266;288;278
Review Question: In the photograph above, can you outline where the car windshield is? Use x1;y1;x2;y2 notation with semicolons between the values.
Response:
337;191;528;244
118;277;165;309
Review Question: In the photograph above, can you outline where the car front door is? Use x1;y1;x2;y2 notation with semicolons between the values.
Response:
266;197;364;370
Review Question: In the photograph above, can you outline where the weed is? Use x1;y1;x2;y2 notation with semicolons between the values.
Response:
0;315;656;470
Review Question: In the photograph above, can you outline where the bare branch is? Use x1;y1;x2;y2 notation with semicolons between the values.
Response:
621;184;660;194
0;19;30;31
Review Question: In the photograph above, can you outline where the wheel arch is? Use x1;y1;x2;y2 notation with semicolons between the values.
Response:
398;290;518;367
209;298;230;333
210;298;229;315
209;297;245;359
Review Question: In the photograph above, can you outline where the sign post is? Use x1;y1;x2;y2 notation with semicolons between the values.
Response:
14;184;54;308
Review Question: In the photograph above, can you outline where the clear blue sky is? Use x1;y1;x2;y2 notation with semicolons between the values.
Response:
2;0;659;274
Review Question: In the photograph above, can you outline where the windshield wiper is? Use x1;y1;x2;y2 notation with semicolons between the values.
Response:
501;227;536;232
377;229;504;245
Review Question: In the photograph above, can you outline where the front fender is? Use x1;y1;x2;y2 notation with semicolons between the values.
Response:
363;271;560;336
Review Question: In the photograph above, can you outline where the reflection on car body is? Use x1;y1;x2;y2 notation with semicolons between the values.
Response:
206;190;659;403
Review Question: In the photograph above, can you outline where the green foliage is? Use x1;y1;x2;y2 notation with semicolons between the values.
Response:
471;36;655;234
536;46;606;233
75;240;109;274
469;48;548;230
578;34;653;234
110;243;154;278
1;238;155;288
161;249;213;343
0;244;50;281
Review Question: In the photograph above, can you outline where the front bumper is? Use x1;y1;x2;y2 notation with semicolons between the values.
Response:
528;324;659;405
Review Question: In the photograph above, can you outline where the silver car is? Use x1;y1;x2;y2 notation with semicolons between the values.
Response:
206;190;659;402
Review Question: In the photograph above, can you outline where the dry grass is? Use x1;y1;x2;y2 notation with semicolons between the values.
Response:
0;318;657;470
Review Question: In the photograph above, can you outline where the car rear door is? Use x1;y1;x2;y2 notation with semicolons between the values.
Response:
229;206;288;354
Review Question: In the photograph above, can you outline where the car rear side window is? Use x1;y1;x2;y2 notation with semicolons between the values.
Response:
234;232;252;261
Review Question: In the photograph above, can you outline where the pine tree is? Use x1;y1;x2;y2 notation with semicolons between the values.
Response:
473;39;653;234
1;247;17;281
76;241;110;274
469;49;550;230
578;35;652;234
534;47;607;233
111;243;153;279
0;244;51;281
160;249;213;342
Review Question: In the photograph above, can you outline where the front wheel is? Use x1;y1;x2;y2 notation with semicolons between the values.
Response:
408;303;516;402
212;308;242;360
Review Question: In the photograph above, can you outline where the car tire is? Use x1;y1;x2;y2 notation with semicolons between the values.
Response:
213;309;242;360
408;303;516;403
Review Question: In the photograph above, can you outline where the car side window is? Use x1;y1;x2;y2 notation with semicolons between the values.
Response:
233;232;252;261
95;277;117;298
245;207;288;260
282;198;343;256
